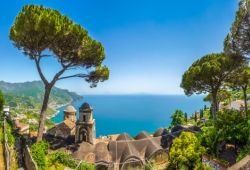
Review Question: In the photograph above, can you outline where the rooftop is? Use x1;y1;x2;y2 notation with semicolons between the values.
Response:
64;105;77;113
80;102;92;112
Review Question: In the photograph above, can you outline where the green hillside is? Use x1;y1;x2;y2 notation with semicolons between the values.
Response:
0;81;82;130
0;81;82;108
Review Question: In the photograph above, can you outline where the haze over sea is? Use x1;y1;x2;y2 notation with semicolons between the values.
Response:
51;95;208;137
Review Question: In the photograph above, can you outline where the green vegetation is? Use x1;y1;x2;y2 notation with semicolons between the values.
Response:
30;141;95;170
0;90;4;114
0;81;82;106
10;5;109;141
224;0;250;59
181;53;241;120
203;89;232;107
47;151;95;170
47;151;75;169
170;110;185;127
228;65;250;115
184;112;188;124
169;132;205;169
216;110;249;149
199;125;218;155
177;18;250;163
4;119;18;170
179;32;250;166
6;120;15;146
199;110;249;157
0;81;83;131
143;161;156;170
237;143;250;161
31;141;49;170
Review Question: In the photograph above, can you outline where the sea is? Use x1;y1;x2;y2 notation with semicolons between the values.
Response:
51;95;208;137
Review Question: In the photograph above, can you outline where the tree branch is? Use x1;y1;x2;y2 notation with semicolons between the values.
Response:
58;73;88;80
34;55;49;85
50;62;75;85
50;67;68;86
41;54;53;57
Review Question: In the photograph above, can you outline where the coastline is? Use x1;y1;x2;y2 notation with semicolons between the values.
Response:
47;102;71;119
47;97;82;120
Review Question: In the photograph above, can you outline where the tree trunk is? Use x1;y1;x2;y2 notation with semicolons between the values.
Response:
211;91;218;120
242;86;248;117
37;85;52;142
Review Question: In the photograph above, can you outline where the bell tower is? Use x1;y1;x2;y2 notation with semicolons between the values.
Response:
75;102;96;144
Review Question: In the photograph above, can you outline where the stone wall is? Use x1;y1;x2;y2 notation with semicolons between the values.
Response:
202;155;227;170
3;118;10;170
228;155;250;170
23;145;38;170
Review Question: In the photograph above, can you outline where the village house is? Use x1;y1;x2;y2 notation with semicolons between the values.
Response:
15;120;29;135
220;100;245;111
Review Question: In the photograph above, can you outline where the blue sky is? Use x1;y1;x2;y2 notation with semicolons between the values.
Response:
0;0;238;94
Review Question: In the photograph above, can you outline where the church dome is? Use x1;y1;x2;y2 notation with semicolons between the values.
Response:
135;131;150;140
153;128;165;137
64;105;76;113
116;133;133;141
80;102;92;112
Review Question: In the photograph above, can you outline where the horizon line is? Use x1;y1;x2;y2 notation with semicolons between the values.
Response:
77;93;206;96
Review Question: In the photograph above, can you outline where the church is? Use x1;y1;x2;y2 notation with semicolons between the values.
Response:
47;102;201;170
47;102;96;145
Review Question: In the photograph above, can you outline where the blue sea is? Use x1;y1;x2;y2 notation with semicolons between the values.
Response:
51;95;208;137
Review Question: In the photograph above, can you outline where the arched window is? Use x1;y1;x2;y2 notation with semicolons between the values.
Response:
79;128;88;142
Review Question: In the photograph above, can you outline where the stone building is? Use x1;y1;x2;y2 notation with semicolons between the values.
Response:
15;120;29;135
47;105;77;140
75;103;96;144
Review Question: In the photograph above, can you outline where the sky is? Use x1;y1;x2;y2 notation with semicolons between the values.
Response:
0;0;238;95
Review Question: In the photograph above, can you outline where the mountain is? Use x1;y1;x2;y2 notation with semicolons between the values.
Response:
0;81;82;109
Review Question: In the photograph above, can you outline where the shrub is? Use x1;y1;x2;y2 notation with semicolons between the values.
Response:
0;90;4;117
200;126;220;155
31;141;49;170
216;110;249;148
170;109;185;127
77;162;95;170
48;151;77;168
237;143;250;162
47;151;95;170
194;163;215;170
144;161;155;170
6;120;15;146
169;132;205;169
